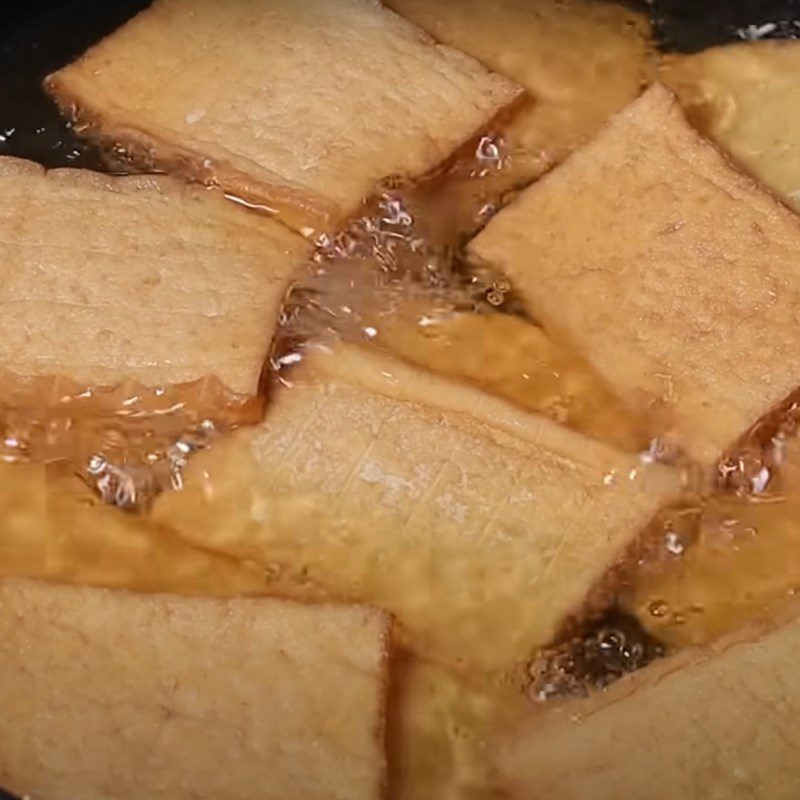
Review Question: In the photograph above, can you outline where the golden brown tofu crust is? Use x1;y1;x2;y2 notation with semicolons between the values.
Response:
372;309;646;451
662;40;800;213
0;462;270;596
386;0;654;222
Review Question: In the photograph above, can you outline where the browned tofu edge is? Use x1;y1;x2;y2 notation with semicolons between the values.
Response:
46;75;340;234
43;80;525;237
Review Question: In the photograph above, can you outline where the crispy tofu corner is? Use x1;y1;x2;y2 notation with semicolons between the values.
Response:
661;40;800;212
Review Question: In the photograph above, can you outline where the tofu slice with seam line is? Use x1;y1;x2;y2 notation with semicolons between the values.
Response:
0;156;307;399
470;84;800;463
662;40;800;213
493;599;800;800
154;344;677;670
0;577;390;800
45;0;522;235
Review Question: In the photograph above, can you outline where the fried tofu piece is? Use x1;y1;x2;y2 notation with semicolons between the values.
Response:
662;41;800;212
470;84;800;463
46;0;521;235
386;0;653;227
493;605;800;799
46;471;270;596
373;309;645;451
388;654;523;800
0;463;268;596
0;157;307;397
0;578;389;800
154;345;675;669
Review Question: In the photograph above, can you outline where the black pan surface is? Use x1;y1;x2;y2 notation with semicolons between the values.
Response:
0;1;798;798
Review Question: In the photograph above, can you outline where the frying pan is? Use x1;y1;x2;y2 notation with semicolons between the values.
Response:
0;0;798;798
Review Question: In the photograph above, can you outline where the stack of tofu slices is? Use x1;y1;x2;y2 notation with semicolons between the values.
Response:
3;1;800;798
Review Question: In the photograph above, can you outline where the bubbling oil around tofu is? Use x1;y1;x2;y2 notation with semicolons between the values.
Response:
621;398;800;650
268;139;691;702
1;112;799;712
4;6;800;800
0;372;261;509
290;146;800;704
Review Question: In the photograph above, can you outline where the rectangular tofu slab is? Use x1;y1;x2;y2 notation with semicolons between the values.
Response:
46;0;521;234
0;578;389;800
387;0;652;184
662;40;800;212
0;156;307;397
470;84;800;463
154;345;676;669
493;604;800;800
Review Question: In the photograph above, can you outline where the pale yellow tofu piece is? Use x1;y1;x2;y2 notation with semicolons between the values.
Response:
493;605;800;800
46;0;521;234
373;309;646;451
386;0;652;219
470;84;800;463
0;578;389;800
154;345;675;669
0;157;307;397
662;41;800;212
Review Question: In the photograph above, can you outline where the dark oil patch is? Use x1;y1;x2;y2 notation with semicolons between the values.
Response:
528;607;667;701
650;0;800;52
0;0;150;170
